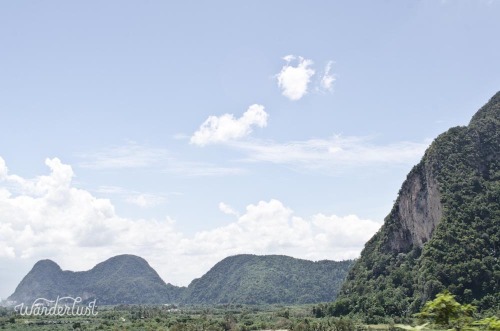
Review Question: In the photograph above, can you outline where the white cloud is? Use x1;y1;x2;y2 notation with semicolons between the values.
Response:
185;199;381;261
0;158;7;181
276;55;337;99
0;157;381;292
218;202;239;216
229;135;429;173
190;104;268;146
276;55;315;101
319;61;335;92
0;247;15;259
311;214;381;256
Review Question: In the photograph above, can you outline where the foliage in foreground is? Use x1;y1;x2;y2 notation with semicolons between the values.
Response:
414;291;475;329
394;291;500;331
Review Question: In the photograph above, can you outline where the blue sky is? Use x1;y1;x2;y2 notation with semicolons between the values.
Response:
0;1;499;299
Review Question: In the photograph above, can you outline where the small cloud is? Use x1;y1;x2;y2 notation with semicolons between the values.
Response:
190;104;268;146
319;61;335;92
218;202;239;217
276;55;315;101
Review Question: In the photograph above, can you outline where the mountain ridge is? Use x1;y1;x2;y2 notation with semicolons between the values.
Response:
9;253;353;305
183;254;353;304
9;254;182;305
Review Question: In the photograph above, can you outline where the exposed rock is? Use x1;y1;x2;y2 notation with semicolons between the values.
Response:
388;160;443;252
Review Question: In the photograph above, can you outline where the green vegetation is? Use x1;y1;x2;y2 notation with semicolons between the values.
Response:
9;254;353;306
330;92;500;322
183;255;353;304
1;289;499;330
414;291;475;329
9;255;182;305
0;304;370;331
473;317;500;330
394;290;500;330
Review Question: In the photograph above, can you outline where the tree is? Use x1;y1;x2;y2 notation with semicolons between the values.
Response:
415;290;475;328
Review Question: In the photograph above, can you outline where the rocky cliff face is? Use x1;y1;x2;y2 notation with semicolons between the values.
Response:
387;160;443;252
332;91;500;320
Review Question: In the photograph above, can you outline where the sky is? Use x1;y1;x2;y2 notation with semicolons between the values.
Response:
0;1;499;300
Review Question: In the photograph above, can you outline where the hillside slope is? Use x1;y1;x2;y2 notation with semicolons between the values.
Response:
9;255;183;305
332;92;500;321
9;254;353;305
183;254;353;304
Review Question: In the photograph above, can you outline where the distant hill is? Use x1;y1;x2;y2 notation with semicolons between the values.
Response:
183;254;353;304
9;255;183;305
331;92;500;320
9;254;353;305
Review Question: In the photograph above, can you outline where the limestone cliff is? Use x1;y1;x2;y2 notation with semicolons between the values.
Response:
332;91;500;321
386;160;443;252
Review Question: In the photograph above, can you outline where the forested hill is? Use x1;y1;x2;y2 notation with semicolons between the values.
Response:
182;254;353;304
9;254;353;305
8;255;183;305
332;92;500;320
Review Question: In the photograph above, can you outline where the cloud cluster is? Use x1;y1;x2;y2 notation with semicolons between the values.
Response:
188;55;337;146
189;199;381;261
276;55;316;101
276;55;335;100
0;157;381;288
190;104;268;146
